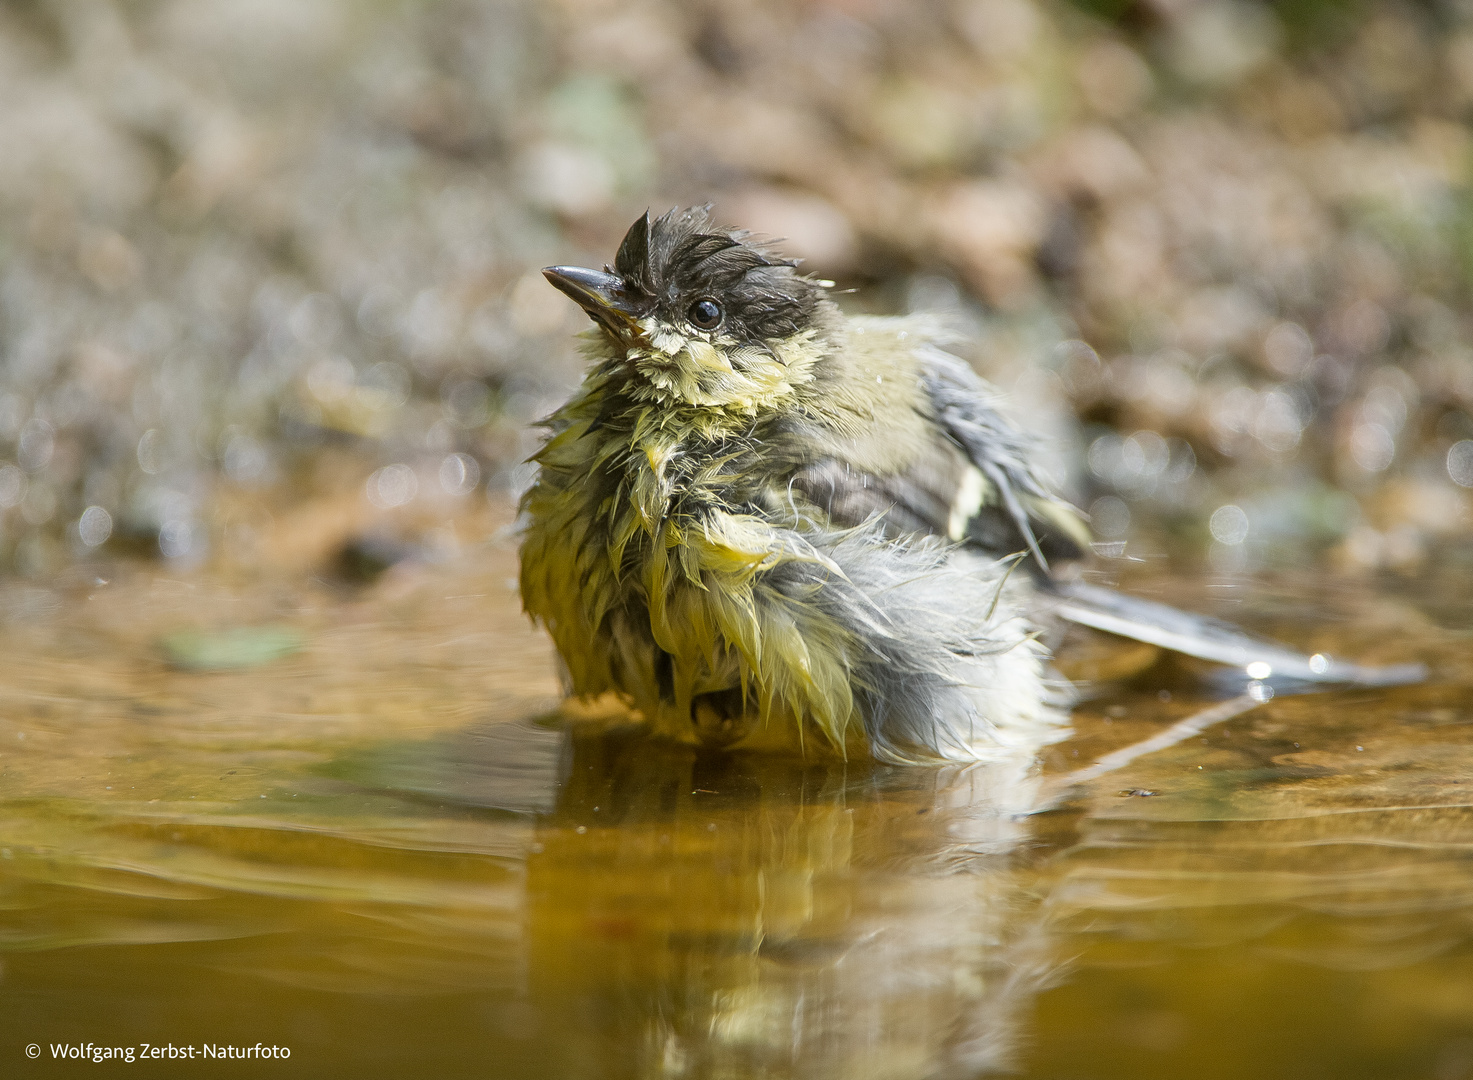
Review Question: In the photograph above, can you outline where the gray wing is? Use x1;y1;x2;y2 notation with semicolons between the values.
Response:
785;346;1423;689
783;346;1086;569
919;345;1088;571
786;441;972;540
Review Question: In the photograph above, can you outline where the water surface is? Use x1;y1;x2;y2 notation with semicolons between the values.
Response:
2;542;1471;1079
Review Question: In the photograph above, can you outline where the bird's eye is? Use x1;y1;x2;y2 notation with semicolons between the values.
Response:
688;299;722;330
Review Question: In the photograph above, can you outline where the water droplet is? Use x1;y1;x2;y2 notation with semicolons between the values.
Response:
367;464;418;509
1209;504;1250;545
78;506;112;548
1349;421;1395;473
439;453;481;496
159;519;200;560
1448;440;1473;488
1088;496;1130;540
17;418;54;471
0;464;27;509
137;429;164;475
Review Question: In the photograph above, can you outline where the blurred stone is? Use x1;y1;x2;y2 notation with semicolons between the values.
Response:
77;230;141;293
718;188;858;275
930;179;1045;308
1345;8;1430;114
1261;321;1313;378
1260;72;1344;140
1166;1;1280;87
1378;477;1470;536
1173;286;1271;357
1382;523;1426;569
159;112;264;220
0;0;1462;577
1034;125;1150;204
517;142;615;217
155;0;347;84
1447;33;1473;111
870;77;970;170
331;533;414;585
509;272;573;338
955;0;1042;63
1330;298;1392;358
1075;40;1153;119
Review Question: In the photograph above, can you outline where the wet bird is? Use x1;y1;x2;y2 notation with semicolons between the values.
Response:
519;207;1419;764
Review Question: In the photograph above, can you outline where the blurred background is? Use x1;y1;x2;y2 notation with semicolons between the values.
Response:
2;0;1472;581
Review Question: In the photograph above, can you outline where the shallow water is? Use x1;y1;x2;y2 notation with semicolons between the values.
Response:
2;538;1471;1079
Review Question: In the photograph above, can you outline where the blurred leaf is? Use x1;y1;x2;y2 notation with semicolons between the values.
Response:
160;626;304;671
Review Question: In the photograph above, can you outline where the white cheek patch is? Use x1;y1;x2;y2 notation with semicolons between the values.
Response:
948;465;987;541
640;318;688;357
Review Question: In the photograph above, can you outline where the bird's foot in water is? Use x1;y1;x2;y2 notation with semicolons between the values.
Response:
691;688;754;748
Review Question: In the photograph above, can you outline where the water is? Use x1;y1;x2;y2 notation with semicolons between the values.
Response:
2;541;1471;1078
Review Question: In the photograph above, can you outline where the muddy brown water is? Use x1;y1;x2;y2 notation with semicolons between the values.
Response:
2;536;1470;1079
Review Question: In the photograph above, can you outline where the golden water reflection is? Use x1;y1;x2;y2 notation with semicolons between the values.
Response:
2;545;1472;1078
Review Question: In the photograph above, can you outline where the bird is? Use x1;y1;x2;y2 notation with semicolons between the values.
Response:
518;207;1422;765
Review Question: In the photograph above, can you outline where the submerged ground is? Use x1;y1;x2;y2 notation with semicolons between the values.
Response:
2;518;1469;1080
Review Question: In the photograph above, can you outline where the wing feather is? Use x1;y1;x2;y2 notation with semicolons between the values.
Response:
918;345;1088;571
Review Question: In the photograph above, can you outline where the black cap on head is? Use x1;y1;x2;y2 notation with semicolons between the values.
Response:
545;208;825;344
618;207;823;342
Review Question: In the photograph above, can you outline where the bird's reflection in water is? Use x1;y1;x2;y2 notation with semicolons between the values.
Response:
0;711;1059;1079
510;721;1056;1079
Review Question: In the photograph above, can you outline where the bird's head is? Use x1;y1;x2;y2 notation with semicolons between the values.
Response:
544;207;833;414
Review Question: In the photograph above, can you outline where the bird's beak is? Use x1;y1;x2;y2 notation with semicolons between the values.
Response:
542;266;647;332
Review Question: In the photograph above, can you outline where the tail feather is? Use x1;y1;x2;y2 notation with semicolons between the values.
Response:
1053;581;1427;688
